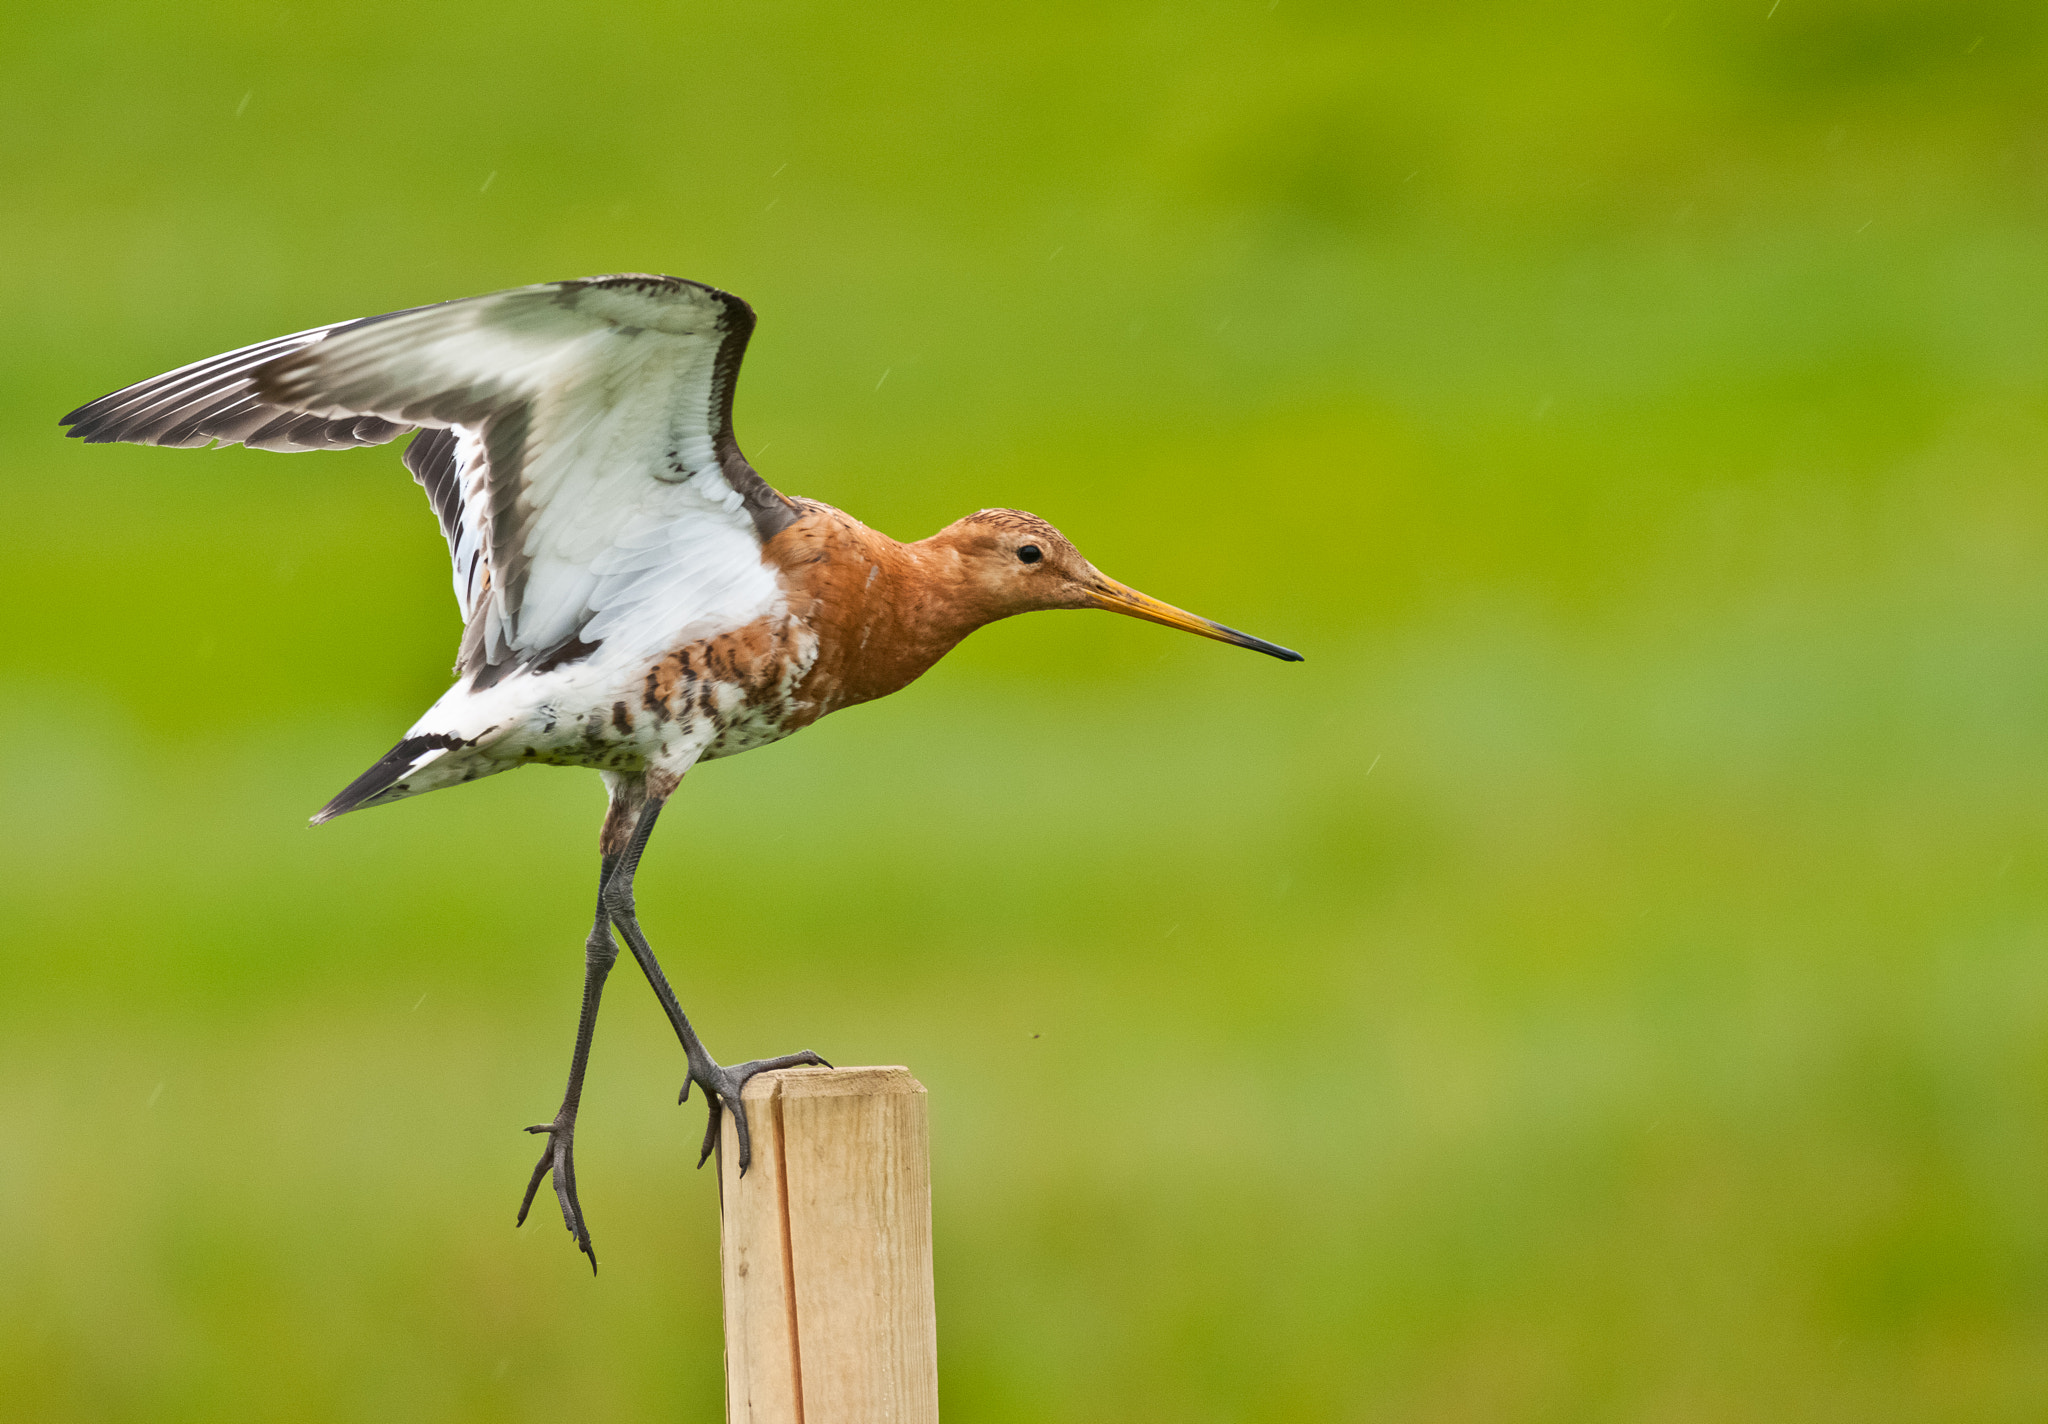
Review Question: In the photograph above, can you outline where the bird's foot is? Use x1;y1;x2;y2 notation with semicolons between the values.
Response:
682;1050;833;1173
517;1112;598;1272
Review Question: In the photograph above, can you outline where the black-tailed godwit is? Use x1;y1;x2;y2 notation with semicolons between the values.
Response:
61;273;1301;1268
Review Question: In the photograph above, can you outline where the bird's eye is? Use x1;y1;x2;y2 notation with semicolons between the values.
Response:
1017;544;1043;564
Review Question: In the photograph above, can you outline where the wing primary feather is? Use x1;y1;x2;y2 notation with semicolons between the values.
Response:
62;274;797;693
403;427;464;542
59;323;416;452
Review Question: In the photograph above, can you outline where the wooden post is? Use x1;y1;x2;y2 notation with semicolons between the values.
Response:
718;1065;938;1424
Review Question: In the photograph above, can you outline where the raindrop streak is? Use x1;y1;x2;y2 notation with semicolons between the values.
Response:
1766;0;1780;16
771;163;788;178
147;1082;165;1108
412;992;428;1012
764;198;779;212
1366;753;1382;777
875;368;891;391
235;92;251;118
480;171;497;194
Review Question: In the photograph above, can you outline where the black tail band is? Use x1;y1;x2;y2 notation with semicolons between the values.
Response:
312;733;467;823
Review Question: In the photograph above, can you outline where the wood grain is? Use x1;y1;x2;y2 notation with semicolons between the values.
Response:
719;1066;937;1424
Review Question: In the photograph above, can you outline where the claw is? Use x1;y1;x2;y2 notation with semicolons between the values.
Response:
684;1050;833;1176
730;1089;754;1175
696;1095;723;1169
516;1144;552;1226
515;1119;598;1273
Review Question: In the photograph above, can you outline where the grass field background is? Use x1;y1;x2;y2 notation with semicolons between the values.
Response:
7;2;2048;1419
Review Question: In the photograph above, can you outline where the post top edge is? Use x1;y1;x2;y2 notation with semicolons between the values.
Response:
745;1065;924;1099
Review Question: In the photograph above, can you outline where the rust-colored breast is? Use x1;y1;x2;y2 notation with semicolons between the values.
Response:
766;503;992;726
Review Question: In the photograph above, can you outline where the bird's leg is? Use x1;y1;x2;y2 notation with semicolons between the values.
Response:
601;789;829;1175
515;852;621;1272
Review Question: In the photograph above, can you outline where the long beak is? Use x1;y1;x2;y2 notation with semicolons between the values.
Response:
1087;579;1304;662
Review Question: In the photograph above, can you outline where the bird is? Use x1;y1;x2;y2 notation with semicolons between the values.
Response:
59;272;1302;1270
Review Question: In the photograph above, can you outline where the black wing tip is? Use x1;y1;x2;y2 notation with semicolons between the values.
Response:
56;411;183;445
58;399;120;438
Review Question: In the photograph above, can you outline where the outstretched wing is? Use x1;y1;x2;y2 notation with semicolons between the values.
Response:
58;315;418;452
60;274;800;684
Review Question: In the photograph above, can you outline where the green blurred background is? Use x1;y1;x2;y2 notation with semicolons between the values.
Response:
6;1;2048;1418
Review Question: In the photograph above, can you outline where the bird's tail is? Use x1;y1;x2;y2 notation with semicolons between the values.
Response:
311;733;486;824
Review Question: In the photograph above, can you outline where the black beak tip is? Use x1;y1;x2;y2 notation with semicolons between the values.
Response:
1212;624;1303;662
1231;632;1303;662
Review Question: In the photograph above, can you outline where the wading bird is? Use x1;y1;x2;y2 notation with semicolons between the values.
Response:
60;273;1301;1268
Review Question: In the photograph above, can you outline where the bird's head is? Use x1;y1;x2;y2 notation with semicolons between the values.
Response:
935;508;1303;662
